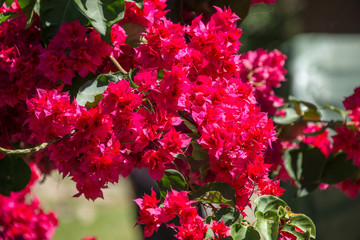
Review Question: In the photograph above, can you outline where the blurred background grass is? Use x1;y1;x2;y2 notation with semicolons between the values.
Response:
34;173;142;240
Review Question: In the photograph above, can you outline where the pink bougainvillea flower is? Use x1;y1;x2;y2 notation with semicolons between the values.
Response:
333;126;360;166
343;86;360;126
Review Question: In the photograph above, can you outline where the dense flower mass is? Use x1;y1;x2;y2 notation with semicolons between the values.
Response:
0;0;328;239
20;1;285;208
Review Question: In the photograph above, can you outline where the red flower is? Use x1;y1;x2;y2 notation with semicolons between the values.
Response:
38;51;74;85
211;220;231;239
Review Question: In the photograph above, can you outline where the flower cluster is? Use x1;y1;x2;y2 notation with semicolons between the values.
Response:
0;0;316;239
23;3;285;209
239;49;287;115
39;21;112;85
0;2;51;108
135;189;230;239
0;164;58;240
0;1;55;152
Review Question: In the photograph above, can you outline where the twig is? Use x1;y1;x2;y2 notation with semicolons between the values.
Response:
108;55;128;75
0;130;76;155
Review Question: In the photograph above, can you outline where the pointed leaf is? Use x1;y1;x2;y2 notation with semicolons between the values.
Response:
231;224;260;240
0;12;20;24
303;108;321;121
255;211;279;240
76;72;123;107
289;96;319;112
297;144;326;197
273;108;301;125
18;0;36;27
156;169;187;199
4;0;14;7
73;0;125;44
254;195;287;214
191;140;209;161
205;228;215;239
323;104;347;122
183;119;198;134
321;152;359;184
190;182;236;207
284;148;302;182
125;0;143;9
289;214;316;239
214;207;240;226
281;223;311;240
284;144;326;197
40;0;88;44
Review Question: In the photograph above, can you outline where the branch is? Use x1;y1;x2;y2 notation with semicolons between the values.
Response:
0;130;76;155
108;55;128;74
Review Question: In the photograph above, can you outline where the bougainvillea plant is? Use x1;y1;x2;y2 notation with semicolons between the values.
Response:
0;0;359;239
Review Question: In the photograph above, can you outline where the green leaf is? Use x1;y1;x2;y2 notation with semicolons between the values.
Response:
18;0;36;28
323;104;347;122
183;119;198;134
0;12;21;24
297;144;326;197
289;214;316;239
288;96;322;121
254;195;287;214
125;0;143;9
289;96;302;115
214;207;240;226
128;68;140;89
0;155;31;196
187;158;208;173
73;0;125;44
205;228;215;239
4;0;14;7
40;0;88;44
191;140;209;161
281;223;311;240
284;144;326;197
321;152;359;184
303;108;322;121
284;148;302;182
190;182;236;207
255;211;279;240
156;169;187;199
273;108;301;125
76;72;123;107
289;96;319;112
231;224;260;240
277;206;287;220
